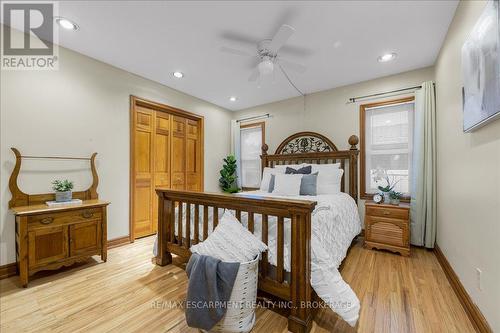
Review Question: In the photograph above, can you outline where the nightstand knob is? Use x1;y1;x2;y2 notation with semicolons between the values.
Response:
383;210;390;215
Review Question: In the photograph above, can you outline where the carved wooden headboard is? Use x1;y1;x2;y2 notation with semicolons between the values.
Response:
261;131;359;202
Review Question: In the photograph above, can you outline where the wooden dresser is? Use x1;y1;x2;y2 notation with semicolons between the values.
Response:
8;148;110;287
12;200;109;287
364;201;410;256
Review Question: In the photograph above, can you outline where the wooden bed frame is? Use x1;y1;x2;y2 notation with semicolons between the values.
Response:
155;132;359;333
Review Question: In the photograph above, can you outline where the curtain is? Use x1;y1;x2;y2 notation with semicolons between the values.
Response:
230;120;242;188
410;81;437;248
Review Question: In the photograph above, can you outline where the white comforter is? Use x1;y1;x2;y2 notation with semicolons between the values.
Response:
155;191;361;326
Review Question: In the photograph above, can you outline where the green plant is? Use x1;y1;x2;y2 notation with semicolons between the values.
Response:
219;155;239;193
52;179;74;192
389;191;403;200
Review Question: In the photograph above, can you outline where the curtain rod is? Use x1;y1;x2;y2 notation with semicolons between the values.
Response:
236;113;270;123
348;85;424;104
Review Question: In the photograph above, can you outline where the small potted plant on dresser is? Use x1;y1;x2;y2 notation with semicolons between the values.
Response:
389;191;402;205
52;179;74;202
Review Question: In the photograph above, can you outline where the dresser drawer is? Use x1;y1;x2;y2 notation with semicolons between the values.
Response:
28;208;102;230
366;205;408;220
366;216;407;247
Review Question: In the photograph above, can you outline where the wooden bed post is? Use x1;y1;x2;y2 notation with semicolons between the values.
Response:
155;192;172;266
288;209;313;333
261;143;269;172
348;135;359;203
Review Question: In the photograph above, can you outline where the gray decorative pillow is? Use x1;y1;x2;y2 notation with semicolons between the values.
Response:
268;174;276;193
300;172;318;196
269;172;318;195
285;165;312;174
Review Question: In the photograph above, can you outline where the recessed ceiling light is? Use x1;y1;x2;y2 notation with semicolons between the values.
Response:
173;71;184;78
55;17;79;31
378;53;397;63
229;96;237;102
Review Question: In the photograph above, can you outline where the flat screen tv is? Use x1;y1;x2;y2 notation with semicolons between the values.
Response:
462;0;500;132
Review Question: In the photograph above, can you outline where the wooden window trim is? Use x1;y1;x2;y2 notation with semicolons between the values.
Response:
359;97;414;202
240;121;265;191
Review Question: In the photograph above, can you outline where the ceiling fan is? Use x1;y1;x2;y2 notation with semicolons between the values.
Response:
220;24;307;83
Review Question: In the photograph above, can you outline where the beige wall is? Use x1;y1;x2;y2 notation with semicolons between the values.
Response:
0;30;232;265
234;66;435;219
434;1;500;330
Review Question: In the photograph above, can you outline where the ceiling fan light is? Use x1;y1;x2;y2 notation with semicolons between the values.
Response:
258;58;274;75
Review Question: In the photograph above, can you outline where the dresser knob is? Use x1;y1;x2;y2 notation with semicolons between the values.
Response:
82;210;93;218
383;211;390;215
40;217;53;225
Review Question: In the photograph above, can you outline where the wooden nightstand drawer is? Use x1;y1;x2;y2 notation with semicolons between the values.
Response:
366;205;408;220
366;217;406;247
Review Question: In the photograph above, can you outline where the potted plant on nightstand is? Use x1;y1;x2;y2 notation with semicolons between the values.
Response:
389;191;402;205
374;169;400;204
52;179;74;202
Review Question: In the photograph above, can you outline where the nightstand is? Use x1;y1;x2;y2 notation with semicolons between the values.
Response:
364;201;410;256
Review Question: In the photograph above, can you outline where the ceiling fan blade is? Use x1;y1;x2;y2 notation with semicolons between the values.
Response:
278;58;306;73
268;24;295;54
220;46;254;57
248;67;260;82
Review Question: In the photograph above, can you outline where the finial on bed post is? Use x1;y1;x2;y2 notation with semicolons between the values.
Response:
348;135;359;150
261;144;269;171
261;143;268;155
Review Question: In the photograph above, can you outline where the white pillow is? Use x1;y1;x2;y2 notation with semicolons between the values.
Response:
271;174;303;196
260;167;284;191
316;168;344;194
190;211;267;262
309;163;341;172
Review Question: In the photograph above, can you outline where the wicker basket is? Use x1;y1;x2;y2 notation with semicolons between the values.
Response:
203;256;259;333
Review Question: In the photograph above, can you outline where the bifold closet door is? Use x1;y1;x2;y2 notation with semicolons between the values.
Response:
171;116;187;190
133;106;155;238
131;97;203;239
152;112;171;233
186;119;202;191
134;110;172;238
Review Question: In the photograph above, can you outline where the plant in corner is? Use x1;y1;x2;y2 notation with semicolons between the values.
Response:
52;179;74;202
219;155;240;193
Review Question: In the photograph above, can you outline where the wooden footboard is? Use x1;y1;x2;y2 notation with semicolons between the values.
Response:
155;189;317;333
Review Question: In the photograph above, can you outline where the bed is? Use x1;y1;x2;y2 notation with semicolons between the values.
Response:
155;132;361;333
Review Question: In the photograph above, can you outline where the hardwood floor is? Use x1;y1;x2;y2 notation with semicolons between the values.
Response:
0;236;475;333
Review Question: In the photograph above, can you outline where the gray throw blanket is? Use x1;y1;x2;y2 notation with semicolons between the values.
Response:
185;253;240;331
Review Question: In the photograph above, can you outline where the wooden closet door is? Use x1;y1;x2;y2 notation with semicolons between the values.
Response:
186;119;201;191
133;107;154;238
171;116;186;190
152;111;171;232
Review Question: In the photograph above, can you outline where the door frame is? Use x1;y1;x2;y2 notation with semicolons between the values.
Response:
129;96;204;242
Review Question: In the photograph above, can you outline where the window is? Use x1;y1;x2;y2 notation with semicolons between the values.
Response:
360;97;414;199
240;122;265;188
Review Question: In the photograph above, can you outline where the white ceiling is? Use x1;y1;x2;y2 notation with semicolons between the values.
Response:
6;1;458;110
